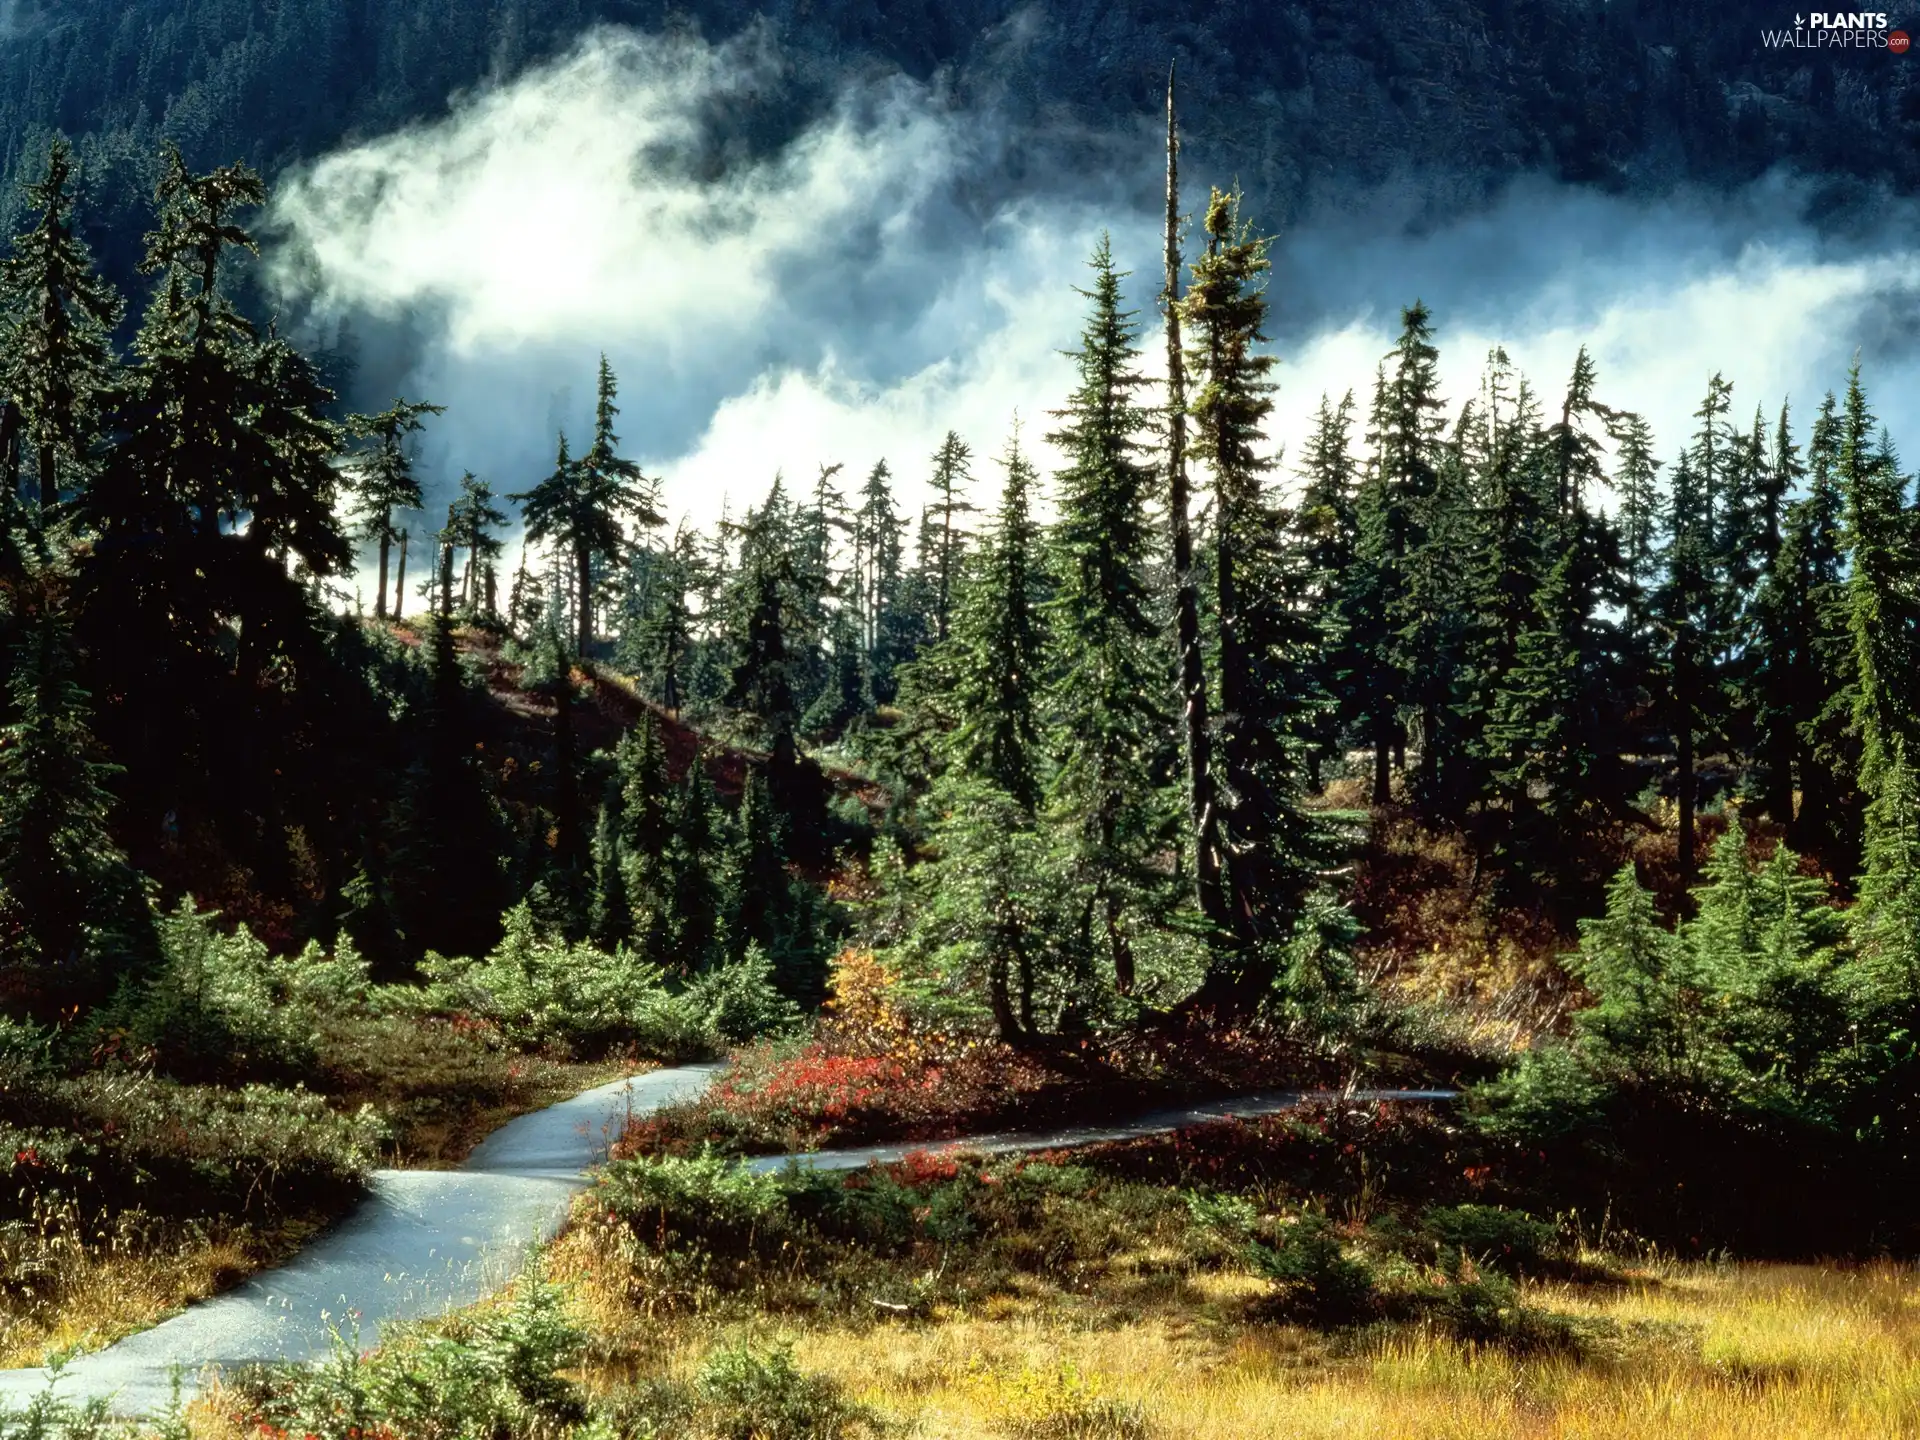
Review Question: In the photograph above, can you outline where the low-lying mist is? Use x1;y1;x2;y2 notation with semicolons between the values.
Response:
266;22;1920;575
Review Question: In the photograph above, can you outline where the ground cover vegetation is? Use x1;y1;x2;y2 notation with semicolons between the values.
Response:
4;82;1920;1436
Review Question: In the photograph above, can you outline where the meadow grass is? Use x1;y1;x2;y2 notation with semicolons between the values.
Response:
573;1260;1920;1439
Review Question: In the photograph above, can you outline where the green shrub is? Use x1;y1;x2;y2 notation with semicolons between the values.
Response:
687;944;803;1044
1247;1213;1376;1323
3;1073;383;1223
421;904;681;1056
1421;1204;1559;1275
599;1149;790;1256
0;1015;52;1090
91;901;318;1082
693;1343;884;1440
0;1367;124;1440
1468;1041;1612;1143
262;1272;586;1440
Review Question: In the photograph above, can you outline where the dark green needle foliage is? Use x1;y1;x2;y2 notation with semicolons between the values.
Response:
346;397;442;622
0;139;121;511
1182;188;1331;1011
513;357;659;657
0;579;138;976
1044;235;1169;1001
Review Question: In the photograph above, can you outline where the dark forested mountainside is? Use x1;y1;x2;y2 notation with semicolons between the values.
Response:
1;0;1917;295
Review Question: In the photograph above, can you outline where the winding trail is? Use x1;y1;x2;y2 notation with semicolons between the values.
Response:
0;1066;1453;1416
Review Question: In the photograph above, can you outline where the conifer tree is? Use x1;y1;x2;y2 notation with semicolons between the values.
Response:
389;539;505;959
1609;410;1664;677
1744;401;1805;822
588;797;631;953
0;139;122;510
1787;393;1856;861
1349;304;1446;803
346;397;442;622
924;431;975;644
850;460;908;701
447;471;507;617
1160;68;1221;931
1834;363;1917;801
616;710;675;963
1657;450;1716;880
946;426;1047;812
1852;744;1920;1001
1183;188;1329;1008
1403;403;1480;818
667;759;724;970
513;358;659;656
723;482;802;751
1292;391;1360;786
1566;864;1693;1080
1044;234;1168;998
0;587;131;967
624;523;700;716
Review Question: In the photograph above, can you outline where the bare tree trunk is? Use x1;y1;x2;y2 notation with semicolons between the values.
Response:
376;528;392;621
576;540;594;656
1373;708;1393;805
394;530;409;621
1164;63;1227;935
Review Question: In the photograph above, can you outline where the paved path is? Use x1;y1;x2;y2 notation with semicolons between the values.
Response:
0;1068;1451;1416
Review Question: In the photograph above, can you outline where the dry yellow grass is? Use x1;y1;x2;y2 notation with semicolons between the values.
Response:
0;1211;321;1368
745;1261;1920;1439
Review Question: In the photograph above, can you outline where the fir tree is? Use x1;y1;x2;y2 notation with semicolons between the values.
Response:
947;425;1047;812
512;358;659;657
1183;188;1330;1008
1292;391;1359;785
723;481;802;750
1787;392;1857;863
1566;864;1695;1081
1657;449;1716;882
925;431;975;644
1609;410;1664;677
667;758;724;971
447;471;508;618
0;589;131;968
616;709;676;963
346;397;442;622
1834;363;1917;801
851;460;908;700
1044;234;1168;999
1743;401;1805;822
1160;69;1221;932
0;139;122;510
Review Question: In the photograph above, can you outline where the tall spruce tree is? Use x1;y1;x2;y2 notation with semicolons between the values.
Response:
947;426;1048;812
0;139;122;510
1293;391;1359;786
513;358;659;657
1182;188;1329;1009
1160;67;1223;932
447;471;508;618
1834;363;1917;801
1609;410;1664;684
1743;401;1805;822
1658;450;1716;881
346;397;442;622
1043;234;1167;1000
0;583;132;969
1788;393;1857;863
925;432;975;645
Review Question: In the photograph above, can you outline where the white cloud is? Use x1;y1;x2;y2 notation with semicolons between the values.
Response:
268;23;1919;588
